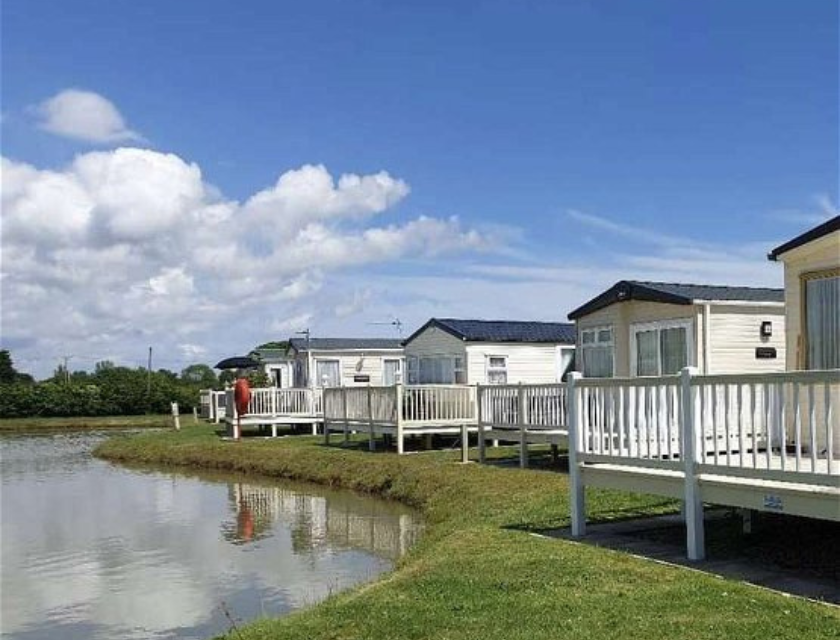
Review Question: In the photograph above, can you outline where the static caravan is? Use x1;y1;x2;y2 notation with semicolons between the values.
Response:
769;216;839;460
403;318;576;385
568;280;786;378
288;338;404;389
768;215;839;371
250;345;295;388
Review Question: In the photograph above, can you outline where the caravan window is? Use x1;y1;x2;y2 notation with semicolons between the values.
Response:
580;326;614;378
315;359;340;387
631;320;692;376
804;271;840;369
486;355;508;385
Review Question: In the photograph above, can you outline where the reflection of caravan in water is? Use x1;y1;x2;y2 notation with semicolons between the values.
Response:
225;483;421;559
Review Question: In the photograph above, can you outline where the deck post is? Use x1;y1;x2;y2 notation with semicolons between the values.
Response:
170;402;180;430
324;392;331;445
396;383;405;455
367;385;376;451
518;383;528;468
680;366;705;561
460;422;469;463
342;388;350;443
567;372;585;537
477;385;487;464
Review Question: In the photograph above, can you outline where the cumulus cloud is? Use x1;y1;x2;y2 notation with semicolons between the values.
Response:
35;89;142;144
0;148;495;375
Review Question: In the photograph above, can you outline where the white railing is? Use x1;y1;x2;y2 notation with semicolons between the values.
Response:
478;384;567;431
225;387;323;419
323;386;399;425
692;371;839;479
575;376;683;467
568;370;840;480
323;385;477;426
402;385;476;425
200;389;227;421
566;368;840;560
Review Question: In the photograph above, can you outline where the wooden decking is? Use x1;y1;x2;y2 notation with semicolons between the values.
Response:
566;368;839;560
323;385;478;454
222;388;324;436
208;370;839;560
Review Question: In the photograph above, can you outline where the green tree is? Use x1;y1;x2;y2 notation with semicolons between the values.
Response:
95;360;115;373
0;350;30;384
180;363;217;387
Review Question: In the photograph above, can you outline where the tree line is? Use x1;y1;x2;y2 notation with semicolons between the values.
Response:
0;350;228;418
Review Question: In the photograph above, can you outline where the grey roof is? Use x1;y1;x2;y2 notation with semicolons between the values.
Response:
768;215;839;260
288;338;403;352
404;318;576;345
568;280;784;320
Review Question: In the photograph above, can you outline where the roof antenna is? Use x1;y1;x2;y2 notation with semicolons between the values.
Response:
294;328;311;349
368;317;403;337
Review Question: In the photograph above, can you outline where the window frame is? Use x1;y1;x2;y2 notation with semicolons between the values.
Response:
407;354;466;384
313;358;341;388
800;267;840;370
485;354;508;385
629;318;694;377
382;357;403;385
579;325;615;378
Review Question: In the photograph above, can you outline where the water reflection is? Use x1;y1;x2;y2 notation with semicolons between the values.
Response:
223;482;418;559
0;432;421;640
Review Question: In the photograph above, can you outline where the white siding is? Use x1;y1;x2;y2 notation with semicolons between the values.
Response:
574;298;786;377
776;231;839;370
295;349;404;387
575;301;700;377
707;305;786;374
465;343;567;384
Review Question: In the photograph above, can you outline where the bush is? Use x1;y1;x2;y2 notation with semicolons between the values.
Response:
0;366;205;418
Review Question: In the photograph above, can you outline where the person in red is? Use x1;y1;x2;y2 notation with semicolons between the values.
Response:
233;372;251;439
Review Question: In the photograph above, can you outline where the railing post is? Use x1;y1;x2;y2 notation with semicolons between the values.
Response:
170;402;180;430
367;385;376;451
396;383;405;455
477;385;486;464
518;383;528;468
324;389;331;445
568;372;585;537
681;366;705;561
342;388;350;443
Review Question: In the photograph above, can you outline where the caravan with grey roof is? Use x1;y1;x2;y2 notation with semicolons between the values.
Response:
287;337;405;389
402;318;576;385
567;280;786;378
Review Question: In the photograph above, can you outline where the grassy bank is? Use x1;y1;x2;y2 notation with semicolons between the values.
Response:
96;425;840;640
0;414;174;432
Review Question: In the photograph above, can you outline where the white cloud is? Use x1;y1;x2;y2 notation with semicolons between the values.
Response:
0;148;494;376
36;89;142;144
269;313;314;334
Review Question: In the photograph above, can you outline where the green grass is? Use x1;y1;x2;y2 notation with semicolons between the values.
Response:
0;414;175;432
95;425;840;640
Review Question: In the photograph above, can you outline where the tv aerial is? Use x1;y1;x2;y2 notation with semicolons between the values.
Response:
368;317;404;337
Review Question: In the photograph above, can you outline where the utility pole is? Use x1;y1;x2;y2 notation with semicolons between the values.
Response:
61;355;73;384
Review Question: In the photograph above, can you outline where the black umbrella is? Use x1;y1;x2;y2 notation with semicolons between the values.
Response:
214;356;260;370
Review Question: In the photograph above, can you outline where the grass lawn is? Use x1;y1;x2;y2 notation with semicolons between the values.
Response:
0;414;175;432
95;425;840;640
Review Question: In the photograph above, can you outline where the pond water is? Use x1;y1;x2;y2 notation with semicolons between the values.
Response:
0;431;422;639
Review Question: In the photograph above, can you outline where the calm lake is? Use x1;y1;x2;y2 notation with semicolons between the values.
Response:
0;430;422;639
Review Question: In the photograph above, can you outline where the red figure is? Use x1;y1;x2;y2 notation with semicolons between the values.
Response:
233;377;251;439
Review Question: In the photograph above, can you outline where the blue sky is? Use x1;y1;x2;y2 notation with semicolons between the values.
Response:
1;1;837;375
